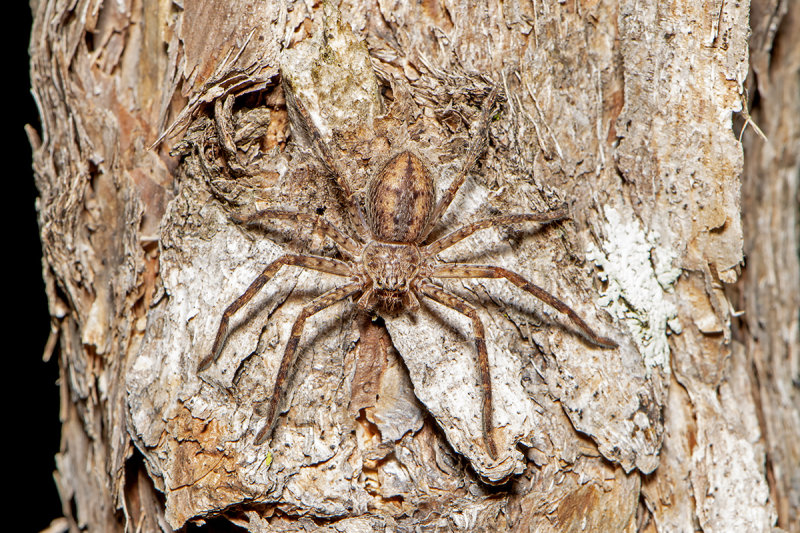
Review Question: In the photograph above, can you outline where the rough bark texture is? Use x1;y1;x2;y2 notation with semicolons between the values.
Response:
737;1;800;529
29;0;797;532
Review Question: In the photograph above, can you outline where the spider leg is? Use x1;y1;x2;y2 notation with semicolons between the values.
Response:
431;264;618;349
198;254;353;372
416;280;499;460
422;206;568;257
421;86;499;242
287;91;370;239
254;280;364;444
232;209;362;258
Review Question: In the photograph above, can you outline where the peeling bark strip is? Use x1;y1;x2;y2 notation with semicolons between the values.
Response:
30;0;798;532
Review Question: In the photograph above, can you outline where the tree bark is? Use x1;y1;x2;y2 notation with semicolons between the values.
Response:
29;0;797;531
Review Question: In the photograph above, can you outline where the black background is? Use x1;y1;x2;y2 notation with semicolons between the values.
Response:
13;3;66;531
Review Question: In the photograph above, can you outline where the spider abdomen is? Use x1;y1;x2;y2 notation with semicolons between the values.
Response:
366;151;435;243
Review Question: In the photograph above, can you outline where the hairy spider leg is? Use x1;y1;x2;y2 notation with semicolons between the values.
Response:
289;91;370;239
416;281;499;460
232;209;363;258
422;207;569;257
255;280;365;444
431;264;618;349
199;254;353;372
421;86;499;242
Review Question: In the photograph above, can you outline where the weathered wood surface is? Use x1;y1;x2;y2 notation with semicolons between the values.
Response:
29;0;797;531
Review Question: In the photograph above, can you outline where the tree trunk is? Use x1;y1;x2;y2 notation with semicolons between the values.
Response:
29;0;798;531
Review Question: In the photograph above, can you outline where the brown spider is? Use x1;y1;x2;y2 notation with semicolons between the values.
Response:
198;88;617;459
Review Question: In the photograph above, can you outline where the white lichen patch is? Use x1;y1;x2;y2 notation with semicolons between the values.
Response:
586;205;681;373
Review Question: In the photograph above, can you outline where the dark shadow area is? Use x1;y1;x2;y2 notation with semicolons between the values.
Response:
14;4;64;532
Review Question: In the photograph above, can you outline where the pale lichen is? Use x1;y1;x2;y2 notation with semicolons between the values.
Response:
586;205;681;373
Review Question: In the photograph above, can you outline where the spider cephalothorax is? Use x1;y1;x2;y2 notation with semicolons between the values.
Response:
199;88;617;459
359;240;423;311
